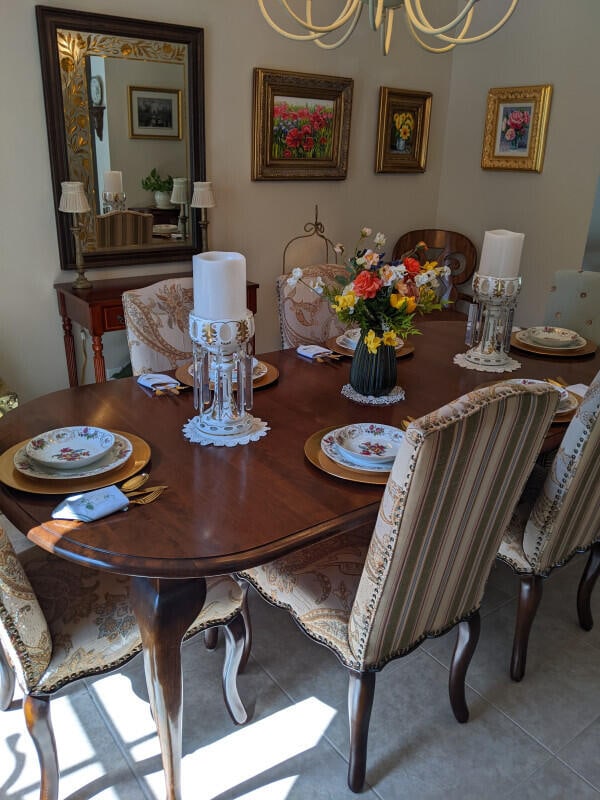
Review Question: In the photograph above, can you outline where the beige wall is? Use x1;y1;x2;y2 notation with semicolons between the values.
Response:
0;0;598;401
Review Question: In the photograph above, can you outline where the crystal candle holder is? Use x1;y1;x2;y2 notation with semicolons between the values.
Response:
463;272;522;368
102;191;127;213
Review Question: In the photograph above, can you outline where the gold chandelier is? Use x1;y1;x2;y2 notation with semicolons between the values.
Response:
256;0;519;54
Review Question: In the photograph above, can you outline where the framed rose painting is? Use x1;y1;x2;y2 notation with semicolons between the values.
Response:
481;85;553;172
375;87;432;173
252;67;353;180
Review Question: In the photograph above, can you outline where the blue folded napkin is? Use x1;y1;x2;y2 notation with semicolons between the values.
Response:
52;485;129;522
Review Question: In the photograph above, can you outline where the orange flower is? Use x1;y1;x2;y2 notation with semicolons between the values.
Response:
403;257;421;277
353;270;382;299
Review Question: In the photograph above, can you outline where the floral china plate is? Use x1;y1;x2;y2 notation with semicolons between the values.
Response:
522;326;586;349
336;329;404;352
15;432;133;480
333;423;404;466
505;379;575;413
321;426;403;473
25;426;115;470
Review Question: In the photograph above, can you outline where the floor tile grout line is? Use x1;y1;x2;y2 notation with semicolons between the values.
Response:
83;676;157;800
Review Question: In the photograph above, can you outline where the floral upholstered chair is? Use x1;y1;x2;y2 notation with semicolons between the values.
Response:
0;527;249;800
543;269;600;344
122;277;193;375
239;382;558;792
497;369;600;681
276;265;348;349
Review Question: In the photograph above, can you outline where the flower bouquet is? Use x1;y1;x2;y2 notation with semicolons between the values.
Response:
288;228;451;397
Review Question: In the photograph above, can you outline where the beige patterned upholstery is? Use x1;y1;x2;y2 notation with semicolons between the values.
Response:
276;265;348;349
544;269;600;344
0;526;248;799
122;277;193;375
497;370;600;680
240;382;558;791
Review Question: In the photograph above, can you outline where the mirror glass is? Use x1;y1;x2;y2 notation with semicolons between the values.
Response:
37;7;205;270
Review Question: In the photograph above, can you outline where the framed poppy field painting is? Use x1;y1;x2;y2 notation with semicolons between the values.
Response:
481;85;553;172
252;68;353;180
375;87;432;174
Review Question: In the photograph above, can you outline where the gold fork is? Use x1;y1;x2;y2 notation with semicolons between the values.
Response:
128;486;167;505
124;485;168;498
400;416;416;431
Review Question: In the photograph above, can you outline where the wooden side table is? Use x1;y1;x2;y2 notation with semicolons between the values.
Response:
55;274;259;386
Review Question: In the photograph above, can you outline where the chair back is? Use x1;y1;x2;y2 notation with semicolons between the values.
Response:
391;229;477;303
276;264;348;349
522;371;600;573
122;277;193;375
543;269;600;344
347;383;558;670
0;527;51;692
96;210;153;248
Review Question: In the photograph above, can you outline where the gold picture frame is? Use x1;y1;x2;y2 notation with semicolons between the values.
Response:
481;85;552;172
375;87;432;174
128;86;182;140
252;67;353;181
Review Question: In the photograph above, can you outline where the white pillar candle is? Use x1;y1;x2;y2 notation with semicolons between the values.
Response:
193;251;247;320
478;230;525;279
103;170;123;194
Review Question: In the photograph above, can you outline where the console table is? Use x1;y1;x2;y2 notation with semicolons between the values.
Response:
55;274;259;386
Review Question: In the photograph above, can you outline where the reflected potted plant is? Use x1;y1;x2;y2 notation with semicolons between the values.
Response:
141;168;174;209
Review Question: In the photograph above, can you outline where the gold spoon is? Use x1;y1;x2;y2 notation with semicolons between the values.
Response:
120;472;150;492
128;486;166;505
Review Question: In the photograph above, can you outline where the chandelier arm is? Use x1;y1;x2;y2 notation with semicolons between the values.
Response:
404;0;477;35
258;0;361;35
368;0;385;31
433;0;519;44
380;9;394;55
313;5;364;49
404;11;465;53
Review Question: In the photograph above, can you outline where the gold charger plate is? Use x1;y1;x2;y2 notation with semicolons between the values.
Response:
304;426;389;485
325;337;414;360
0;431;151;495
510;332;597;358
175;361;279;390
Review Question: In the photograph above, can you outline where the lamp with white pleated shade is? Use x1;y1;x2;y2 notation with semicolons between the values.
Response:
190;181;216;251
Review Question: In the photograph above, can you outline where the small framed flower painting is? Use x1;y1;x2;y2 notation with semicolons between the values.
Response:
375;87;432;174
481;85;552;172
252;67;353;180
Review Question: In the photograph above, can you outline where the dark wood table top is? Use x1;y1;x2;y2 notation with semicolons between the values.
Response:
0;320;597;578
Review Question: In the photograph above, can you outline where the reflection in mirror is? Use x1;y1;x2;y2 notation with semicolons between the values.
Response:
583;175;600;271
36;7;205;270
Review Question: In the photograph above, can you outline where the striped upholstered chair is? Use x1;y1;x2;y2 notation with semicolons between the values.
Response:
239;382;558;792
0;527;248;800
498;370;600;681
122;277;193;375
276;265;348;349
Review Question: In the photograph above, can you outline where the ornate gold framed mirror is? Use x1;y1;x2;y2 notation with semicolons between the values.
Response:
36;6;205;270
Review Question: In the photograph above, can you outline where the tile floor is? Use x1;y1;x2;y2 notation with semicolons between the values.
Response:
1;517;599;800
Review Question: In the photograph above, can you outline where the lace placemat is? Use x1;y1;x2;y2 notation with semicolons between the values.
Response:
182;416;269;447
453;353;521;373
341;384;406;405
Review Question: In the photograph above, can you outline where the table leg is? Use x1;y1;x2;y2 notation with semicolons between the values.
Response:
91;335;107;383
131;576;207;800
58;309;78;387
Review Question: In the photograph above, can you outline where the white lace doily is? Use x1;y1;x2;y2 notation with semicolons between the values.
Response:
341;384;406;405
453;353;522;373
182;416;269;447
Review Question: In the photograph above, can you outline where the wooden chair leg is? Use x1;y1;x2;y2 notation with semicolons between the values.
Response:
347;671;376;793
577;542;600;631
23;694;59;800
449;610;480;723
511;575;543;682
0;643;15;711
204;628;218;650
221;613;249;725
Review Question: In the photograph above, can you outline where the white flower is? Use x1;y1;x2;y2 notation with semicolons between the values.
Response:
287;267;304;287
333;243;345;255
414;273;430;287
441;265;451;277
312;276;325;295
374;232;386;247
360;227;372;238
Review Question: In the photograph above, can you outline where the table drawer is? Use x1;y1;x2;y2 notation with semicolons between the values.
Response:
103;304;126;331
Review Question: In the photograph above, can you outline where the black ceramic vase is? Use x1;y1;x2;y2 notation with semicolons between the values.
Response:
349;334;397;397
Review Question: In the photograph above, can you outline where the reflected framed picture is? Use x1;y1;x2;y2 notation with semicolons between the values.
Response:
481;85;552;172
375;87;432;174
252;67;353;180
128;86;182;140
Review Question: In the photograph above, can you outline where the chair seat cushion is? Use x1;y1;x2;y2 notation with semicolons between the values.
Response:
240;529;371;669
19;547;243;694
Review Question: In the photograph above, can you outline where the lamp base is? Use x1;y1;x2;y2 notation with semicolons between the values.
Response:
72;268;92;290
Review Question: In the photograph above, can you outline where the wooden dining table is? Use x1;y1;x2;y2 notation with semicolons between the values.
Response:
0;320;597;799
